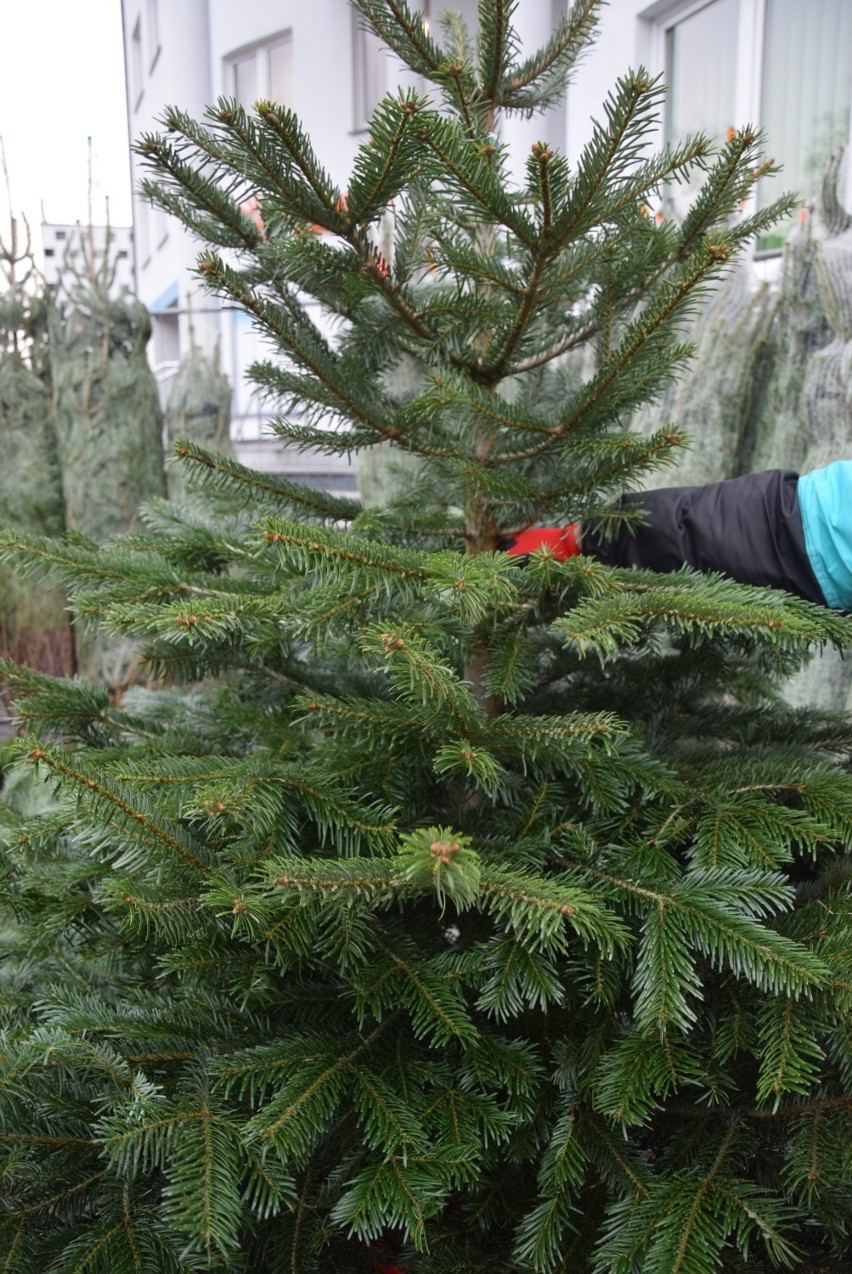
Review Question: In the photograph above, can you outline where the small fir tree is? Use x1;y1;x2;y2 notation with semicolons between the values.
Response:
3;2;852;1270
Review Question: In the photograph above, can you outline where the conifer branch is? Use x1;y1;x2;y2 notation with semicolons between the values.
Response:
507;317;599;373
500;0;601;98
415;115;537;248
21;745;210;874
252;1020;394;1144
246;103;341;218
670;1123;738;1274
484;237;548;378
172;440;362;521
554;246;728;434
346;93;426;221
9;1170;109;1218
551;71;662;242
480;0;513;103
196;257;397;443
353;0;444;79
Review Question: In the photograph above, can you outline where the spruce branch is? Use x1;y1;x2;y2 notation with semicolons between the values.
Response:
677;127;773;259
242;1020;394;1156
550;71;668;243
352;0;445;81
478;0;517;104
136;129;263;251
16;740;210;874
756;997;826;1111
479;867;629;955
415;111;537;248
172;439;361;521
499;0;602;107
576;864;829;1002
193;255;397;443
346;92;427;222
558;574;852;662
242;99;342;220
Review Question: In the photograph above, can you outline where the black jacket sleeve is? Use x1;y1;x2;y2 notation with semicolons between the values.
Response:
582;469;828;606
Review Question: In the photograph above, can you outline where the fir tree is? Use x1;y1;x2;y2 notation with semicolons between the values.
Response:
3;2;852;1270
0;164;68;672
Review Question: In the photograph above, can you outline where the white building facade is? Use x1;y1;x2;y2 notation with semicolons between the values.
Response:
121;0;851;471
41;223;135;296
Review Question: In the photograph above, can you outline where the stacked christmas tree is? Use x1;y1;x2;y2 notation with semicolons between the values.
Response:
2;2;852;1269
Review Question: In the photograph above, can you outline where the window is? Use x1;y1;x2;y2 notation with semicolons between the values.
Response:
146;0;160;71
137;198;151;265
665;0;740;146
225;33;293;109
130;16;144;110
758;0;852;246
647;0;852;249
154;202;169;249
153;312;180;368
352;11;387;130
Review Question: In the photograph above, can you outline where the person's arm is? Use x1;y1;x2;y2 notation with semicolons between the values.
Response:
503;469;830;607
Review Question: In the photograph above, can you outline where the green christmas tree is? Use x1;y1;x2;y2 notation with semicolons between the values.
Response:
3;2;852;1270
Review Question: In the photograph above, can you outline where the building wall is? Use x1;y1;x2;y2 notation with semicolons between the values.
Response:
41;223;134;296
123;0;217;405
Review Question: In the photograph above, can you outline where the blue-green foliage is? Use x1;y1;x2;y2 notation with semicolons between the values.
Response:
2;1;851;1270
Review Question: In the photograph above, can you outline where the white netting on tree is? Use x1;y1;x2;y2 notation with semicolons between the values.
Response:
165;342;232;500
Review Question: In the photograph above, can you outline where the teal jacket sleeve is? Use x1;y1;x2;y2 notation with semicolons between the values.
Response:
797;461;852;610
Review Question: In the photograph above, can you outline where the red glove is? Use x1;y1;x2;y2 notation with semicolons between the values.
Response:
500;523;580;561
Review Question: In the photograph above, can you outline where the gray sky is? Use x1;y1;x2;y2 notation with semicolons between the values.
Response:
0;0;132;255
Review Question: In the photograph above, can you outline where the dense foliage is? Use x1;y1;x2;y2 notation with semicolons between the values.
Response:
2;2;852;1270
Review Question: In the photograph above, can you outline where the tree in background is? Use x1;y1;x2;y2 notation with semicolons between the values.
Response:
165;338;233;501
0;156;69;674
2;1;852;1270
0;195;167;686
47;226;167;686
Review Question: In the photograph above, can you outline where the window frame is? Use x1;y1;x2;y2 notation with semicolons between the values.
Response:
146;0;161;73
223;30;294;109
640;0;765;145
130;15;144;112
642;0;852;255
351;9;388;133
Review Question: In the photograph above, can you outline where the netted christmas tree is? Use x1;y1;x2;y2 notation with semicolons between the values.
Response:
3;2;852;1270
48;230;167;687
0;199;168;684
0;194;70;674
165;338;233;502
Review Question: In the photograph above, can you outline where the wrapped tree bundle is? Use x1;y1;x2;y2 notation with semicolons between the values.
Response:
165;342;232;500
748;210;833;473
671;263;775;484
0;208;71;674
0;350;70;674
49;285;166;686
50;289;166;540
